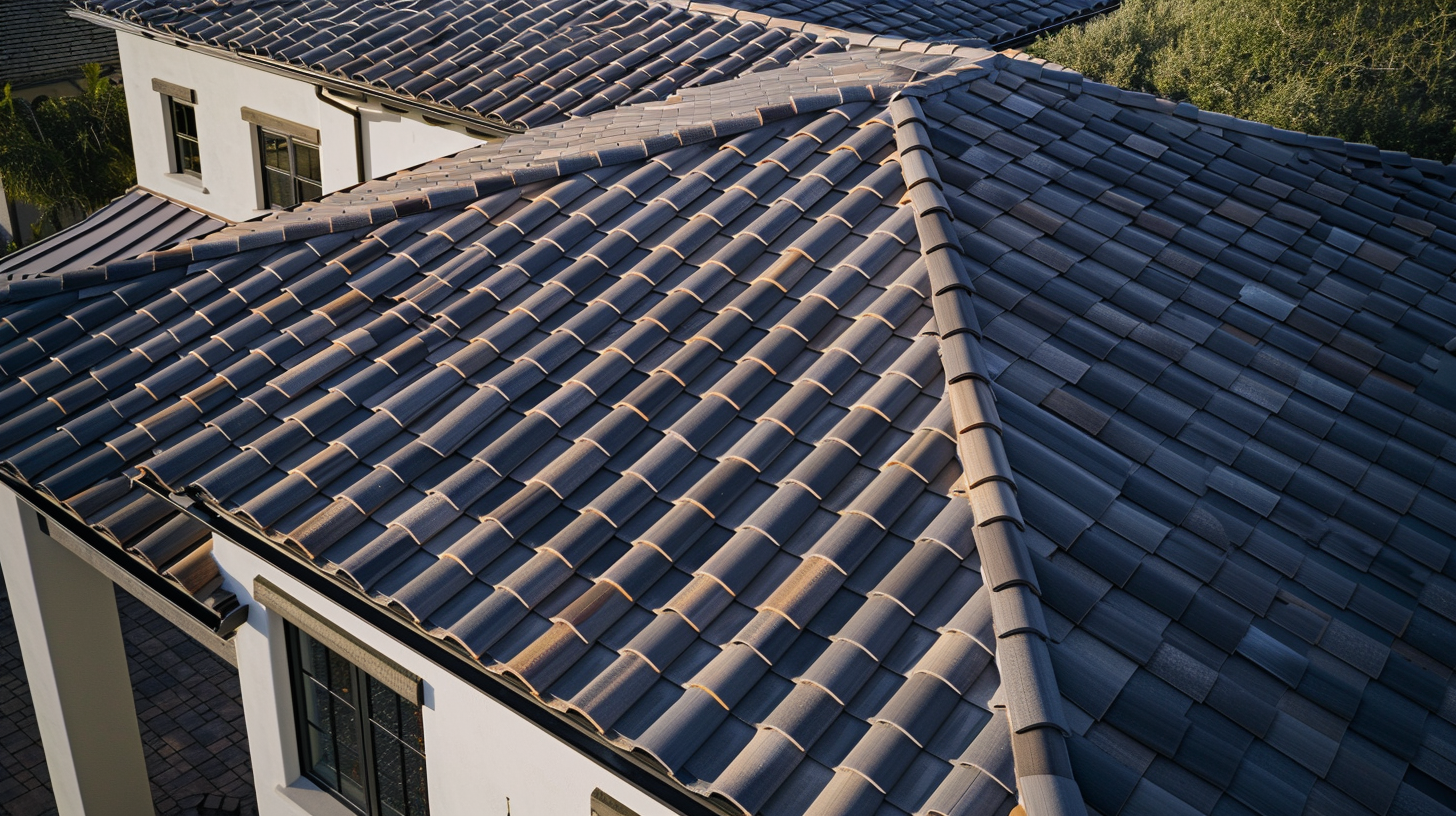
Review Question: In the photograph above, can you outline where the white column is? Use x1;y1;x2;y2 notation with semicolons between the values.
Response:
0;489;154;816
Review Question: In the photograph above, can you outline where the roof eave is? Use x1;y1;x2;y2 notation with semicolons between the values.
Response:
167;490;739;816
0;470;246;663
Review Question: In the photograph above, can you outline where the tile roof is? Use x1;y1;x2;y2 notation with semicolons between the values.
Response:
0;0;118;87
0;189;233;616
76;0;989;132
4;49;1456;816
677;0;1116;49
0;189;223;285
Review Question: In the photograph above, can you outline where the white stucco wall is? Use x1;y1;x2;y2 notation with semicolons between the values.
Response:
116;32;483;222
209;534;683;816
357;106;487;181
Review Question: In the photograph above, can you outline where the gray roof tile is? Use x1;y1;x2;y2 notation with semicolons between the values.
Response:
10;41;1456;816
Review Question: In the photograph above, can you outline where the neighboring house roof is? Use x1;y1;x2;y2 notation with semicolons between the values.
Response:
0;0;119;87
4;44;1456;816
77;0;993;132
689;0;1116;48
0;189;223;283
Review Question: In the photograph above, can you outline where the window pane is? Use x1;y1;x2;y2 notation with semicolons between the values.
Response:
264;168;296;209
297;179;323;204
372;728;407;815
404;744;428;816
172;101;197;138
326;649;353;698
332;689;368;809
304;722;338;790
400;698;423;755
294;143;321;183
301;676;332;730
368;677;399;736
261;132;291;171
304;632;329;681
177;139;201;176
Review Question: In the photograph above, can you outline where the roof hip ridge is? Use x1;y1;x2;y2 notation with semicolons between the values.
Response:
671;0;1025;56
888;92;1089;816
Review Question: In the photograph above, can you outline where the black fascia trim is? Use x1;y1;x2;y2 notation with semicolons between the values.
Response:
0;471;227;630
179;497;734;816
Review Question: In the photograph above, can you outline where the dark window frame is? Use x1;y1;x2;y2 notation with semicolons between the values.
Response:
257;127;323;209
168;96;202;178
285;622;429;816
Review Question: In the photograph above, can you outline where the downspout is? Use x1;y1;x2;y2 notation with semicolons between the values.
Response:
315;86;367;185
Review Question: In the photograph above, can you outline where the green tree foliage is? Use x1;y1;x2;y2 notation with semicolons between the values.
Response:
0;64;135;234
1028;0;1456;160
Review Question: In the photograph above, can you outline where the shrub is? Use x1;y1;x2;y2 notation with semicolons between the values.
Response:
1029;0;1456;161
0;63;135;235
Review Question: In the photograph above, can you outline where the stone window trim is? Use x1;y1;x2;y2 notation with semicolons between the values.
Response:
240;107;320;144
150;78;195;103
592;788;643;816
253;577;420;703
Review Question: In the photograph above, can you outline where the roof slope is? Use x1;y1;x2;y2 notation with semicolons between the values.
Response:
3;51;1456;816
0;189;232;614
77;0;986;131
0;190;223;284
682;0;1116;48
891;66;1456;816
0;0;118;87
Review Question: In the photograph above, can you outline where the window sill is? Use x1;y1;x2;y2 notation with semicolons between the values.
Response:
273;779;359;816
163;172;207;193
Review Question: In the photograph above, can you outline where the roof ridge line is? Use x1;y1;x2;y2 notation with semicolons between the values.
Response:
77;0;906;138
674;0;1000;60
887;93;1089;816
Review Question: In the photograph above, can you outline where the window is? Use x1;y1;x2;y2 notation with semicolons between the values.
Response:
259;129;323;209
169;97;202;177
287;624;429;816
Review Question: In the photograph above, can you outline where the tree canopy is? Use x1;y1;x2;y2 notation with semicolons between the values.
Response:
0;63;135;236
1028;0;1456;161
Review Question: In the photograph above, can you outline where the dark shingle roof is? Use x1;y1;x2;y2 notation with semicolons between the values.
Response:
3;49;1456;816
684;0;1117;48
0;189;231;613
0;0;118;87
0;190;223;284
76;0;990;131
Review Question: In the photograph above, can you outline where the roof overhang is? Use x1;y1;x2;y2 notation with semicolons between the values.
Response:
163;489;737;816
0;471;247;664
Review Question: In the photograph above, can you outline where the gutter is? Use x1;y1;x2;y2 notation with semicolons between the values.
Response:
168;492;736;816
0;471;248;664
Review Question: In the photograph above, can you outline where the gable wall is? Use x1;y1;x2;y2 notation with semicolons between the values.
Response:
209;533;681;816
115;32;483;222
